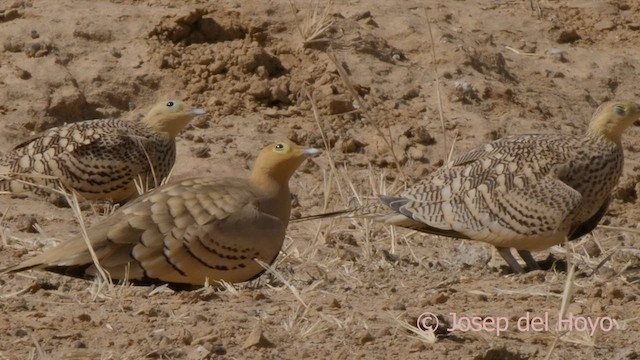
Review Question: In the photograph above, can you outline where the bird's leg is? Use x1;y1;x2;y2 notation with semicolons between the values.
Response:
517;250;541;271
496;247;525;274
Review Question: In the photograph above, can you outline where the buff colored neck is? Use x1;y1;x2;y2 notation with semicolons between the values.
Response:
249;167;292;227
586;119;624;145
143;114;192;138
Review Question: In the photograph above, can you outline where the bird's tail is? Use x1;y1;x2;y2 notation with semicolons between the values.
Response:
291;199;392;223
0;261;41;275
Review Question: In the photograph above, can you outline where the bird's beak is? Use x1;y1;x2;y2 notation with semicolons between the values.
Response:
191;108;207;116
303;148;322;157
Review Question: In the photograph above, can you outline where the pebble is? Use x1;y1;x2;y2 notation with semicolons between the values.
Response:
13;215;38;233
356;330;374;345
556;29;581;44
242;323;274;349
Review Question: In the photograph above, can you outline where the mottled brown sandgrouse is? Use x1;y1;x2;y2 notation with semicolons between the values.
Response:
1;142;320;286
300;100;640;273
0;100;205;202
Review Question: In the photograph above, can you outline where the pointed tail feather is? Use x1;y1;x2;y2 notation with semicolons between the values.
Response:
290;196;405;223
290;208;356;223
0;261;43;275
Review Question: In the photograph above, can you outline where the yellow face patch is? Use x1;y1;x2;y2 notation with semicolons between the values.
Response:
272;142;291;154
164;100;185;113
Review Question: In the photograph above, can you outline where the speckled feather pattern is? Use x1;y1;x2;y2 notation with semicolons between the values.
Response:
387;133;622;250
0;142;318;286
56;177;286;285
0;118;175;202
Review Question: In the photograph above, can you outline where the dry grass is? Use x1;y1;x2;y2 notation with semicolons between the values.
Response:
62;189;111;286
2;6;639;359
133;139;175;196
326;50;408;182
422;9;449;158
0;207;9;248
288;0;335;47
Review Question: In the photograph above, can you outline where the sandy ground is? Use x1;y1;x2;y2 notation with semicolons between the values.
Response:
1;0;640;359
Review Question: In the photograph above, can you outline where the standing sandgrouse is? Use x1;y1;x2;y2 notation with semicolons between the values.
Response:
0;100;205;202
0;141;320;286
299;100;640;273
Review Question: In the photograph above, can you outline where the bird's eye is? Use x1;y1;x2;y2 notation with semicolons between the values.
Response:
166;101;175;108
614;104;627;116
275;143;285;151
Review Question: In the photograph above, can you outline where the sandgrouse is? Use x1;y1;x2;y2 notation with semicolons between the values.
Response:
0;100;205;203
299;100;640;273
1;142;320;286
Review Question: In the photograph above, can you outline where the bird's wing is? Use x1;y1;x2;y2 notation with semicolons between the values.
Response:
0;178;284;285
1;120;167;195
450;134;568;168
140;202;286;284
382;134;584;246
569;195;610;240
53;127;168;192
386;170;582;243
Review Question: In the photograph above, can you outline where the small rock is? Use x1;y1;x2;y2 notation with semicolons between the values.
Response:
566;303;582;315
583;241;601;257
548;49;569;62
48;193;70;208
242;323;274;349
449;79;479;103
0;9;21;22
326;295;341;308
77;313;92;322
110;48;121;58
590;300;603;313
318;84;334;96
328;98;355;115
424;292;449;305
594;20;615;31
607;287;625;300
12;65;31;80
356;330;374;345
270;83;290;104
402;87;420;100
24;41;49;57
408;146;425;161
73;29;113;42
190;146;210;158
13;215;38;233
253;292;267;300
247;80;270;100
409;341;426;352
376;326;392;337
212;344;226;355
3;37;23;52
191;116;209;129
382;249;399;263
337;247;359;261
341;138;364;153
181;330;193;345
187;345;210;360
556;29;581;44
597;266;616;279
